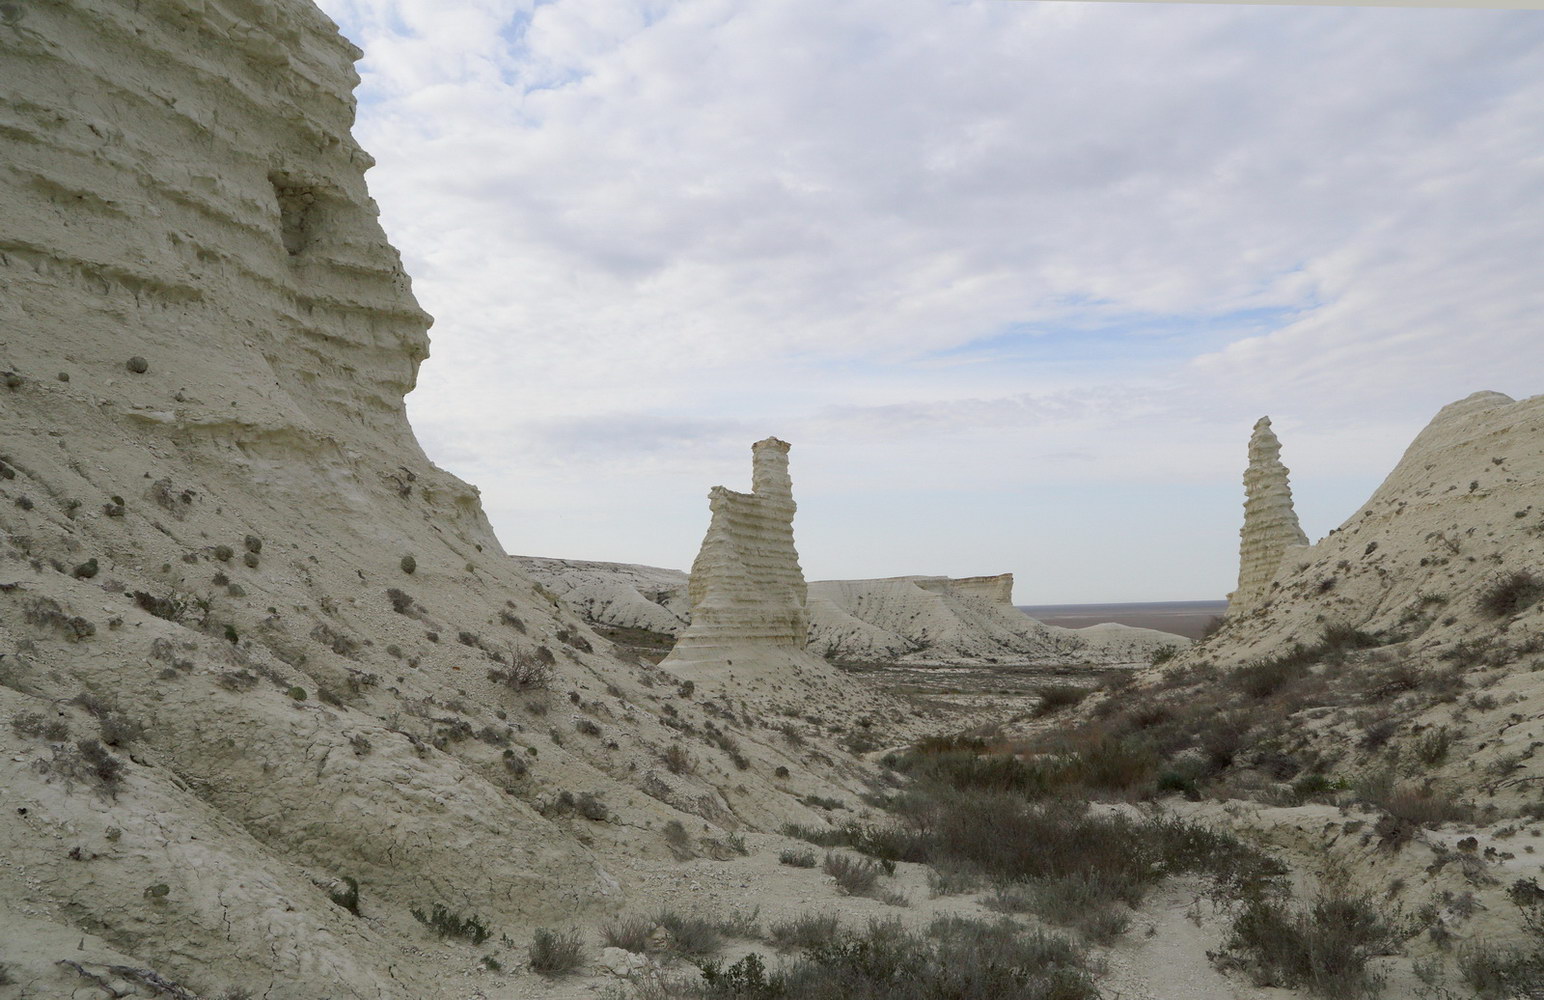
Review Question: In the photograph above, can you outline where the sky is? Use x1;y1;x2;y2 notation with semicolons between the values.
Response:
313;0;1544;604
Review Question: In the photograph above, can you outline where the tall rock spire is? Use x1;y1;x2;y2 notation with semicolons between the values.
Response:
664;438;812;670
1231;417;1309;613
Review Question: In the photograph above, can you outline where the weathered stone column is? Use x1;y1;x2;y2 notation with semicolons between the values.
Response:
666;437;811;666
1230;417;1309;613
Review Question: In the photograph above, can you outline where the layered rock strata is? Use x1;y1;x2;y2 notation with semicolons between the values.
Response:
517;560;1187;667
0;5;906;996
1230;416;1309;613
664;438;813;668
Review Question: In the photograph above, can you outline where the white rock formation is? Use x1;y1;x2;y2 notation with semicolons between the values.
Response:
806;574;1182;665
1230;416;1309;613
0;6;910;996
1196;391;1544;659
662;438;823;675
517;560;1187;667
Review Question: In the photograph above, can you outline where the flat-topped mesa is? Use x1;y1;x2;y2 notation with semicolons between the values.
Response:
666;438;811;666
912;573;1015;605
1230;416;1309;613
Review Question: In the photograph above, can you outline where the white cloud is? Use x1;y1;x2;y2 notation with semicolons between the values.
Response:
315;0;1544;602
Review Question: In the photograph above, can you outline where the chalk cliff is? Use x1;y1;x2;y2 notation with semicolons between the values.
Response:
0;4;901;995
1229;416;1309;613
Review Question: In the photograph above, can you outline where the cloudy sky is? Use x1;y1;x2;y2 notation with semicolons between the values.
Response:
315;0;1544;603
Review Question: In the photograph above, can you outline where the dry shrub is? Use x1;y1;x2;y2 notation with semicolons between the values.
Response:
701;915;1096;1000
488;654;553;692
528;927;583;975
1032;684;1089;717
767;912;842;953
823;852;884;897
1476;570;1544;619
1217;895;1402;998
601;913;653;953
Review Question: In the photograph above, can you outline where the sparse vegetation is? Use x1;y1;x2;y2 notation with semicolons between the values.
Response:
663;819;694;858
1457;878;1544;998
602;913;654;953
662;743;695;775
41;738;125;798
1476;570;1544;619
779;848;817;868
488;654;553;692
69;691;143;746
656;910;725;957
1032;684;1089;716
693;915;1095;1000
823;852;884;897
12;710;69;742
528;927;583;975
767;912;842;953
24;596;96;640
1215;894;1403;998
412;903;491;944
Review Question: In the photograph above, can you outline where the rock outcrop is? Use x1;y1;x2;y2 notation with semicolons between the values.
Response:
663;438;815;670
1199;391;1544;656
1152;394;1544;921
1229;416;1309;613
0;6;904;996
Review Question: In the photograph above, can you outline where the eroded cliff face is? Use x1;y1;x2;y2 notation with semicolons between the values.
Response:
1229;417;1309;613
0;5;899;996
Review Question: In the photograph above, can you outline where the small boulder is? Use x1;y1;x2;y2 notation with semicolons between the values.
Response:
597;947;649;978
